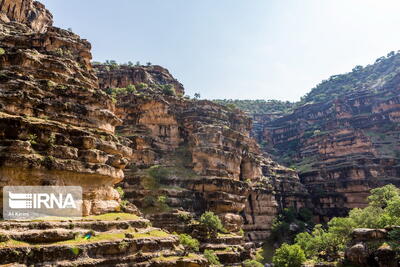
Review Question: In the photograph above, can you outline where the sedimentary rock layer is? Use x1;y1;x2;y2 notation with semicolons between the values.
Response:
0;0;131;215
261;87;400;222
97;65;308;245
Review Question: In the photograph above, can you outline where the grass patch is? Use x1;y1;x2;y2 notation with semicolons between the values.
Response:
153;253;201;262
0;239;30;248
32;213;140;222
132;230;171;239
55;232;126;245
84;213;139;221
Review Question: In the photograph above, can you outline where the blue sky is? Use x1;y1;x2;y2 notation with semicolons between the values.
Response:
41;0;400;101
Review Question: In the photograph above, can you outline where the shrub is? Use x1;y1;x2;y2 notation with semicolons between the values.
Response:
162;84;176;96
178;234;199;252
177;212;191;222
126;84;136;93
276;184;400;263
28;134;38;145
272;243;306;267
368;184;400;208
203;249;220;265
200;211;225;236
116;187;125;199
0;48;5;55
136;83;148;90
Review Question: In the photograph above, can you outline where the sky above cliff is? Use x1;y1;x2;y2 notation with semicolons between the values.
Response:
41;0;400;101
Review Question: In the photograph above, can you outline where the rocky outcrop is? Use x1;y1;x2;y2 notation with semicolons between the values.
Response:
0;213;208;266
0;0;53;33
96;64;185;96
0;2;131;215
260;87;400;222
96;65;309;251
345;228;399;267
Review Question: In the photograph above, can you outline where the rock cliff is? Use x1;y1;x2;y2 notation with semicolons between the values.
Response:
0;1;210;266
95;65;308;257
0;0;132;216
263;84;400;222
0;0;52;33
225;53;400;223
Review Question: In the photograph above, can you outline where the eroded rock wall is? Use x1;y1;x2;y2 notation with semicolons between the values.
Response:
96;65;309;245
262;87;400;222
0;0;52;33
96;64;185;96
0;2;131;215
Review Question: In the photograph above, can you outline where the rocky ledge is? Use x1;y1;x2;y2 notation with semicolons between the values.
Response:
96;65;309;254
0;213;208;266
260;86;400;222
0;0;131;215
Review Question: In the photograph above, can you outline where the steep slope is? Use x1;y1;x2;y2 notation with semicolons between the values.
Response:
95;65;309;259
0;0;134;215
236;53;400;222
0;1;210;266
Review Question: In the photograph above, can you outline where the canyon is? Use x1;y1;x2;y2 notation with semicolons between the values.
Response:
0;0;306;265
0;0;399;266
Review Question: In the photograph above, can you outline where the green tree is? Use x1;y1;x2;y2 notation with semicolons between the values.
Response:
200;211;225;237
178;234;199;252
368;184;400;208
203;249;220;265
161;84;176;96
272;244;306;267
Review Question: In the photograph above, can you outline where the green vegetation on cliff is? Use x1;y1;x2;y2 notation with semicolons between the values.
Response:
272;184;400;265
300;51;400;104
215;51;400;117
213;99;295;115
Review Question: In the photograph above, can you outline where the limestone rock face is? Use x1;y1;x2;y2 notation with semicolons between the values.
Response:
0;2;131;215
96;65;309;248
0;215;208;266
96;64;185;96
0;0;53;33
259;87;400;222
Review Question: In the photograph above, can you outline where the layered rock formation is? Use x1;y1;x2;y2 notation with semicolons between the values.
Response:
96;65;309;252
96;64;185;96
0;0;53;33
0;1;211;266
0;213;208;266
218;54;400;223
0;0;132;215
262;87;400;222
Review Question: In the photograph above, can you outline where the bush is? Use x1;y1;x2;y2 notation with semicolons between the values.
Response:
126;84;136;93
178;234;199;252
200;211;225;236
136;83;148;90
203;249;220;265
271;207;313;244
368;184;400;208
116;187;125;199
0;48;5;55
162;84;176;96
276;184;400;263
272;244;306;267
